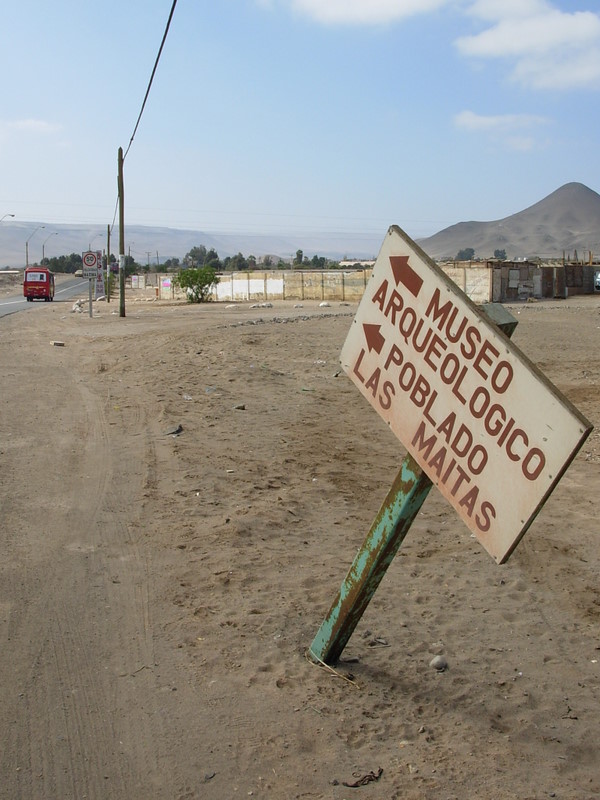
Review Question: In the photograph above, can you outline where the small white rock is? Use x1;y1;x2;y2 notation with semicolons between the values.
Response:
429;655;448;672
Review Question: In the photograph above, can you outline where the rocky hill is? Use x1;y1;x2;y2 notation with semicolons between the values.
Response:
417;182;600;261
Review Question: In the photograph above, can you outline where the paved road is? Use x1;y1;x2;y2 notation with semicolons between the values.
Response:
0;277;89;318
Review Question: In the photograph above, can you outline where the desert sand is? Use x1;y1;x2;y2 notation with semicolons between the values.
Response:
0;292;599;800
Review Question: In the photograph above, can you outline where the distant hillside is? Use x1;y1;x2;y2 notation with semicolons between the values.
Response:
417;182;600;260
0;223;380;269
2;182;598;268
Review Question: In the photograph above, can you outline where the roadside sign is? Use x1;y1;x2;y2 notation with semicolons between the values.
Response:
82;250;99;278
340;225;592;563
94;251;105;299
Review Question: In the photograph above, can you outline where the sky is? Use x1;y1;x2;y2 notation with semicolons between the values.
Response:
2;0;600;250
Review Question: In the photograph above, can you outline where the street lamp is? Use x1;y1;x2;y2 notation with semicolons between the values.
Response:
88;232;103;250
42;231;58;262
25;225;45;267
1;213;15;223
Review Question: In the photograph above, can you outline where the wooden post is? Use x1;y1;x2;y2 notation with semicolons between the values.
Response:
118;146;126;318
106;224;111;303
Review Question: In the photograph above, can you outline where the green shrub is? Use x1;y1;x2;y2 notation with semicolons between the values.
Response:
173;266;219;303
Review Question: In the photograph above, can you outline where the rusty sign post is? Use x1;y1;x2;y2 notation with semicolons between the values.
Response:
309;226;592;666
309;453;432;666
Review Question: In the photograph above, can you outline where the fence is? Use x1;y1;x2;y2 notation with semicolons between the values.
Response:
144;263;600;305
156;269;371;303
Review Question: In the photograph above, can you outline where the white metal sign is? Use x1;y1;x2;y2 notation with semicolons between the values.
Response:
94;251;105;299
341;226;592;563
82;250;99;278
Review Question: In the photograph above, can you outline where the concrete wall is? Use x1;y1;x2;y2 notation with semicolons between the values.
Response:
144;262;599;304
440;266;492;304
156;269;371;303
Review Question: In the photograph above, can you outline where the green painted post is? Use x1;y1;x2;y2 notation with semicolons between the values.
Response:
308;304;517;666
309;454;432;665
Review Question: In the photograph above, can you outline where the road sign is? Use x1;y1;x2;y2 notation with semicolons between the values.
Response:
93;251;105;299
340;225;592;563
82;250;99;278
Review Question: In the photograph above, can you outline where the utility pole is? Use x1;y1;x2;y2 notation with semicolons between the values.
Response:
118;146;126;317
106;224;111;303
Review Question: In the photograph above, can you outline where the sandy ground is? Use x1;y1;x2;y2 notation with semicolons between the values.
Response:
0;292;599;800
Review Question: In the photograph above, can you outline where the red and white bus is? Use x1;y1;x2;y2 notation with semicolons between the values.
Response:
23;267;55;302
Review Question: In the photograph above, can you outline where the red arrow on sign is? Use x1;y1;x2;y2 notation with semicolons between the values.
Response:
389;255;423;298
363;323;385;354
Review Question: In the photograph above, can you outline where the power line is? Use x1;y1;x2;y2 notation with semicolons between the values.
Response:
110;194;119;232
123;0;178;162
111;0;178;236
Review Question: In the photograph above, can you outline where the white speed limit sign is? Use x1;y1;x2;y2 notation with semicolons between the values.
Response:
82;250;99;278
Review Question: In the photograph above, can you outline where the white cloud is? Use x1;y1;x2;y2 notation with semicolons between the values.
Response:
455;110;548;131
454;110;549;150
457;2;600;89
268;0;600;90
289;0;449;25
513;48;600;91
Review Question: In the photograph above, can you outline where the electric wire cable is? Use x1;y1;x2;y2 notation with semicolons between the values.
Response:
123;0;178;162
111;0;178;233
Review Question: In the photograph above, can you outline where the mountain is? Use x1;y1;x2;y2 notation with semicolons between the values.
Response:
0;223;380;269
2;182;598;268
417;182;600;261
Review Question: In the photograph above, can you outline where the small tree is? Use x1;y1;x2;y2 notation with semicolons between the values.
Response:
185;245;207;266
228;253;248;271
173;265;219;303
456;247;475;261
205;248;220;268
494;248;507;260
124;255;139;276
